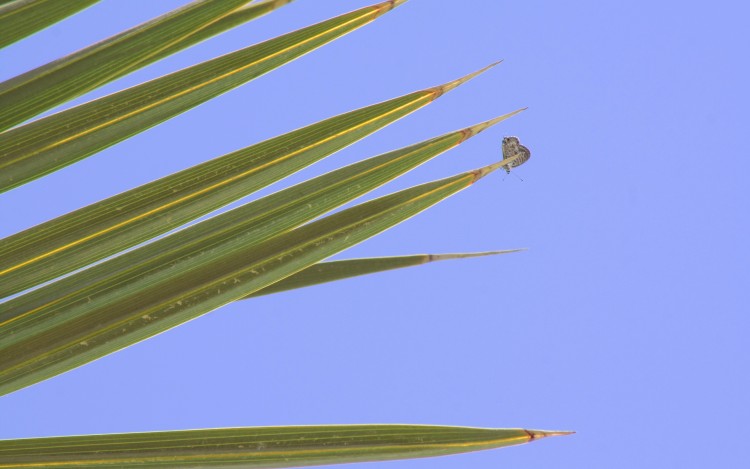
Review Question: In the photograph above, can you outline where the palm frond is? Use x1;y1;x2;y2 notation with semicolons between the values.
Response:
0;0;292;131
0;425;572;468
0;66;498;298
0;1;402;192
0;116;519;396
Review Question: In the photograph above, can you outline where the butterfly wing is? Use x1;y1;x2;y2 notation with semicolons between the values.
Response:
501;136;530;173
512;143;531;168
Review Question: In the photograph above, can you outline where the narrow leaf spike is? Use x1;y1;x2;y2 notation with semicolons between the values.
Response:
92;0;296;74
0;425;573;468
428;249;527;261
0;67;502;299
0;0;403;193
0;110;521;320
526;429;577;440
459;107;526;142
245;249;526;298
0;0;293;131
0;110;521;396
436;61;502;97
0;112;521;316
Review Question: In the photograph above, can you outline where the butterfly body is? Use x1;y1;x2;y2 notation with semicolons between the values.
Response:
501;136;531;174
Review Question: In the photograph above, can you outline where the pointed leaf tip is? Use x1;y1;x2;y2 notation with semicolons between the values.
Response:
266;0;294;7
250;0;292;8
428;249;526;262
0;425;571;467
461;107;527;140
434;61;502;97
377;0;407;12
526;429;576;440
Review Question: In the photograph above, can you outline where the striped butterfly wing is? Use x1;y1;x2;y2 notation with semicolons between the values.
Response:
501;136;531;173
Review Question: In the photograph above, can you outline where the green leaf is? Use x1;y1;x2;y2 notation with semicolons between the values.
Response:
1;111;517;322
245;250;525;298
0;0;404;193
0;0;293;131
0;66;500;299
0;0;100;50
154;1;296;62
249;249;527;298
0;153;512;396
0;424;573;468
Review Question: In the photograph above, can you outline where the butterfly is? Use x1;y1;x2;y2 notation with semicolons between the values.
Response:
501;136;531;174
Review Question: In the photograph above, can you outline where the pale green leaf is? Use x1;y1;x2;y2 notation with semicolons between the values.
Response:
0;424;572;468
0;0;403;193
0;0;292;131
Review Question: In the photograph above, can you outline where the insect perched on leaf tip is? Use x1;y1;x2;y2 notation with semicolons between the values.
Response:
501;136;531;174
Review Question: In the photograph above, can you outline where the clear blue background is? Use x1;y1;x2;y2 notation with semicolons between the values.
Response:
1;1;748;467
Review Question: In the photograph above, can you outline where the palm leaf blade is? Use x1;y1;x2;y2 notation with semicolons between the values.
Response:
0;0;292;131
0;424;572;468
149;0;297;66
0;0;572;464
244;250;524;298
0;0;100;49
1;113;516;335
0;155;507;396
0;0;402;193
0;68;498;299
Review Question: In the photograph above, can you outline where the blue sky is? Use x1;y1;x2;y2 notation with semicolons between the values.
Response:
1;1;748;468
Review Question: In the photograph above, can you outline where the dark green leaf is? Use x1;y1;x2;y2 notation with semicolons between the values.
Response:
245;250;524;298
0;0;292;131
0;0;100;49
0;424;572;468
0;1;403;192
0;66;500;298
0;153;508;396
